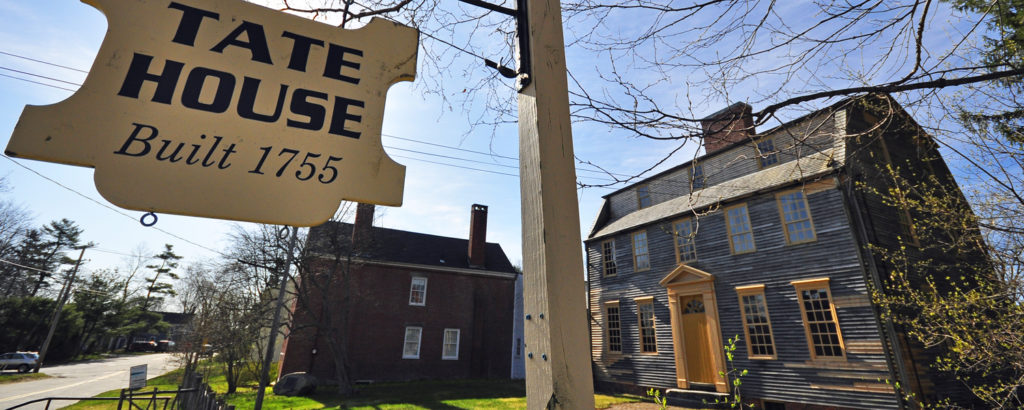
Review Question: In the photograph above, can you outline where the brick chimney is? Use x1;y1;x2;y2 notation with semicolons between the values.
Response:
701;102;755;154
352;203;375;243
468;204;488;267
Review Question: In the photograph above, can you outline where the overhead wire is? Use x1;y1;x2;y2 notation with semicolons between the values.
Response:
1;154;231;259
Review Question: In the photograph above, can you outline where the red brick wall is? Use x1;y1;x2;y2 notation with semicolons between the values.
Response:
280;261;515;383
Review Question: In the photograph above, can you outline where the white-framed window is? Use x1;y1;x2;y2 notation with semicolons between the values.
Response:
632;230;650;271
442;328;461;360
402;326;423;359
673;218;697;263
409;277;427;306
725;203;756;254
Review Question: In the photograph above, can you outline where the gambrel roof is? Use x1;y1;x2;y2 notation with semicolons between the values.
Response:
589;149;838;240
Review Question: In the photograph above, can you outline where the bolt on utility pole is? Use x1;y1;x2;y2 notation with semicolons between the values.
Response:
35;245;91;373
517;0;596;406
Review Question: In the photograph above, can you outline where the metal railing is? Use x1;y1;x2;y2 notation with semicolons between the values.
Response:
6;369;234;410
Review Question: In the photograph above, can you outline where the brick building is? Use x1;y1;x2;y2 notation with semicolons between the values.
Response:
279;204;520;383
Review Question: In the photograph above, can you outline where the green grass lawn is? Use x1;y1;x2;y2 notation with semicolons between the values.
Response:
62;362;643;409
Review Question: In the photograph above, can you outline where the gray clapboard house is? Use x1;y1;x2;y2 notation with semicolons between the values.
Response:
585;94;974;409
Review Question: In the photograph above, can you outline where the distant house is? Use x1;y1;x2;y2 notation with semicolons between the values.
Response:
279;204;521;383
585;95;977;409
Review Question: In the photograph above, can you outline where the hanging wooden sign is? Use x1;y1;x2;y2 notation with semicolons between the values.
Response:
5;0;418;226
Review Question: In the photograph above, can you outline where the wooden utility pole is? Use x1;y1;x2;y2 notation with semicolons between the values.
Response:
35;245;89;373
518;0;595;406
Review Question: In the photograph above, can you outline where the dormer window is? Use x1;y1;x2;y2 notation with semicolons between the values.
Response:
756;138;779;168
637;185;652;209
690;163;705;190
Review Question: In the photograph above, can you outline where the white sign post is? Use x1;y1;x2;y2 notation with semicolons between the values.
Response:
129;364;148;390
518;0;596;407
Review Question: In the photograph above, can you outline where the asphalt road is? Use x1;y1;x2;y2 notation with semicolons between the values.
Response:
0;353;177;409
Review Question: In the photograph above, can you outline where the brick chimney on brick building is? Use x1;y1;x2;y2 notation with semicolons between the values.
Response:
468;204;488;267
352;202;375;243
702;102;755;153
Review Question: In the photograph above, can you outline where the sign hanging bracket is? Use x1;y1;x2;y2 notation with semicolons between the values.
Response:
457;0;532;91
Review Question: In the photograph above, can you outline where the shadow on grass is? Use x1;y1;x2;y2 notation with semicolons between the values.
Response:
228;379;528;409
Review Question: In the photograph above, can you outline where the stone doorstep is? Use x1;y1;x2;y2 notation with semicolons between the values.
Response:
665;389;732;410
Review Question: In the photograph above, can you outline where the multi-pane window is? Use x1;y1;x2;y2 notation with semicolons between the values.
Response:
690;163;705;190
636;298;657;353
792;278;846;360
736;285;777;359
402;326;422;359
442;328;460;360
409;277;427;306
637;185;652;209
601;240;617;276
757;138;779;168
777;190;816;244
673;218;697;263
606;302;622;353
632;231;650;271
725;204;755;254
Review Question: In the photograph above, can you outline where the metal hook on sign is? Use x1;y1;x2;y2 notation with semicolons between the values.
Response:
278;227;290;240
140;212;158;227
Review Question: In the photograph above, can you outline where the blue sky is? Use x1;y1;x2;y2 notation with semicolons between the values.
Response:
0;0;996;293
0;0;695;281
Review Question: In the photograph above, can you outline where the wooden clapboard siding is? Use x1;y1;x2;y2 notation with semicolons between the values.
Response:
602;110;841;223
587;184;902;409
587;96;984;409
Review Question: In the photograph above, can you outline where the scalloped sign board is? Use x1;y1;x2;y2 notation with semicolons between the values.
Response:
6;0;418;226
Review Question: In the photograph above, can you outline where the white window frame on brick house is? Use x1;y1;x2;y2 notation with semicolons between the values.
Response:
409;277;427;306
442;328;460;360
402;326;423;359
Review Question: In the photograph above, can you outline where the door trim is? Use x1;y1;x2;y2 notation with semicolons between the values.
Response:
660;264;728;393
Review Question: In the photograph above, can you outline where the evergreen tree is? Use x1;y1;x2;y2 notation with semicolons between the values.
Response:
142;244;182;311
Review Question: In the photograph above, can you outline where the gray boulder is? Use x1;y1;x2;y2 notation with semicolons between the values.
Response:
273;372;319;396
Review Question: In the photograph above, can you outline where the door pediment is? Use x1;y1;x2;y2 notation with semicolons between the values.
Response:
659;264;714;288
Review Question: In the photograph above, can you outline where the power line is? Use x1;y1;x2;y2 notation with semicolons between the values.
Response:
1;155;230;259
391;153;519;177
0;65;82;87
0;72;76;92
0;258;61;276
0;51;638;182
0;50;90;73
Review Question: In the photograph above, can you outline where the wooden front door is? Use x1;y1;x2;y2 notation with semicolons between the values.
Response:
680;295;714;384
